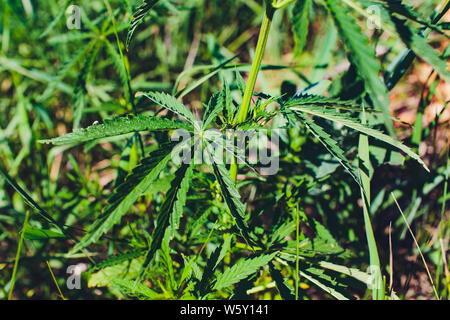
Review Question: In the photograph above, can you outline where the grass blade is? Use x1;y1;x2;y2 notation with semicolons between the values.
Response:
391;192;439;299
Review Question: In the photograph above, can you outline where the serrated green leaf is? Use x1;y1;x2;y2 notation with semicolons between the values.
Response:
284;219;348;258
138;161;194;278
202;91;224;130
213;252;278;291
90;249;147;272
39;115;191;145
72;143;176;253
269;220;296;247
127;0;160;49
111;279;160;300
391;16;450;83
295;111;358;181
292;0;312;56
89;258;142;287
384;1;450;89
289;104;429;172
215;235;233;270
210;162;253;245
325;0;395;136
168;164;193;237
141;91;197;126
288;93;359;110
195;245;222;298
376;0;446;34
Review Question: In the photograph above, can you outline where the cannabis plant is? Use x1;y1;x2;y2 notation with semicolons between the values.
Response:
1;0;449;300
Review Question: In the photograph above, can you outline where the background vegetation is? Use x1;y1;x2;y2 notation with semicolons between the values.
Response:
0;0;448;300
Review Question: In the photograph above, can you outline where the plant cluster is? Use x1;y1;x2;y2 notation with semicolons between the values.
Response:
0;0;449;300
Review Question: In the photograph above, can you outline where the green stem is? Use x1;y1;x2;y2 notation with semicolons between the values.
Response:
46;261;67;300
231;7;274;181
8;210;30;300
234;9;273;126
359;108;384;300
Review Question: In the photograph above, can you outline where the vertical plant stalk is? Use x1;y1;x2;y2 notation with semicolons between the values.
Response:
230;8;274;182
358;107;384;300
360;189;384;299
8;210;30;300
234;9;274;125
46;261;67;300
